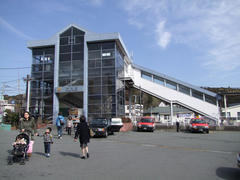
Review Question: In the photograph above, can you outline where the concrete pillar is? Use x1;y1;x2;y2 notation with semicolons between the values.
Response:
224;95;227;118
83;37;88;120
170;101;173;125
129;88;132;119
53;38;60;125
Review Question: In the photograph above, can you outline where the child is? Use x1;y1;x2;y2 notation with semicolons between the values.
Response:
66;116;73;135
12;136;26;146
43;127;53;157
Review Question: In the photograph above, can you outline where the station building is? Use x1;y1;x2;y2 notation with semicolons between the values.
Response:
27;24;220;124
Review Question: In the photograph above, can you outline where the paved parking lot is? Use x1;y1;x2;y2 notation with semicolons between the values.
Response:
0;128;240;180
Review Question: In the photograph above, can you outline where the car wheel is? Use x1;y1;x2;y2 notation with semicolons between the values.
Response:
206;130;209;134
104;131;108;138
137;128;140;132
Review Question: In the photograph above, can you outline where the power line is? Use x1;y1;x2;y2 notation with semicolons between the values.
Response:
0;79;19;83
0;67;31;70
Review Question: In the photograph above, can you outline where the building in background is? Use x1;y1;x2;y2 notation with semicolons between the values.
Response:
143;106;194;124
27;24;220;124
0;95;15;121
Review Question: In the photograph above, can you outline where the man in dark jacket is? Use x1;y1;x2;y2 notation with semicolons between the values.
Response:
176;120;180;132
74;115;90;159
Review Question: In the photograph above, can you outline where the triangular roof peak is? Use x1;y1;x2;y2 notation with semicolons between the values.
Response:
56;24;92;36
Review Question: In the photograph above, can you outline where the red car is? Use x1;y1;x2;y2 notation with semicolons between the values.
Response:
188;118;209;133
137;117;155;132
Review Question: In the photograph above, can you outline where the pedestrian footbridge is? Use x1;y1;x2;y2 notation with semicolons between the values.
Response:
124;64;220;122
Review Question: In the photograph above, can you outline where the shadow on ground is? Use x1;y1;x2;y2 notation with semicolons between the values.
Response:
59;151;80;158
216;167;240;180
34;152;45;156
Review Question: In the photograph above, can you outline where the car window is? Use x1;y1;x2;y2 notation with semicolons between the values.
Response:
140;118;153;123
191;119;206;124
91;119;107;124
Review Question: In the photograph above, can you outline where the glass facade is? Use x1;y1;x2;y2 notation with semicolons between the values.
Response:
30;47;55;120
192;89;203;100
116;45;125;117
88;41;125;119
179;84;190;95
59;27;85;86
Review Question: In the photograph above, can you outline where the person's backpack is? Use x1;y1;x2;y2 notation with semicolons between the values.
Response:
60;117;64;126
57;116;64;126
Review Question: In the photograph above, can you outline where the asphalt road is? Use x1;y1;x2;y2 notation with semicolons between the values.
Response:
0;128;240;180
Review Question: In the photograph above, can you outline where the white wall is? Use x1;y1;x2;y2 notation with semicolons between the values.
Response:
222;105;240;118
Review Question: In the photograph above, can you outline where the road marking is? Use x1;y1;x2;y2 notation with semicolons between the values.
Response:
206;150;233;154
142;144;157;147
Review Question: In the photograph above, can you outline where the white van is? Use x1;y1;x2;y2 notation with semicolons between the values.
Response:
110;118;123;132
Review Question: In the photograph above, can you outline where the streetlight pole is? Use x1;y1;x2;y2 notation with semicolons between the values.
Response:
24;75;32;112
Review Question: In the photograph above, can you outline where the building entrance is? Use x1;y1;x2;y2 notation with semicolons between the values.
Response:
57;92;83;117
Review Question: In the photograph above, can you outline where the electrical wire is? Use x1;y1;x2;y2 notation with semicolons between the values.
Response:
0;67;31;70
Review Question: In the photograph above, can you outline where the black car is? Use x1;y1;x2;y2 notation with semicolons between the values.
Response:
237;153;240;168
89;118;113;138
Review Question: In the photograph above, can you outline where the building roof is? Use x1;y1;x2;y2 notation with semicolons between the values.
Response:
27;24;132;62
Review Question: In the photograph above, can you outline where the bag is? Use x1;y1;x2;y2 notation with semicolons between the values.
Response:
27;141;34;153
90;129;95;137
60;120;64;126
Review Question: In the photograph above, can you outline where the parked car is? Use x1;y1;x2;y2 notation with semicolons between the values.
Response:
110;118;123;134
137;116;155;132
89;118;112;138
187;118;209;133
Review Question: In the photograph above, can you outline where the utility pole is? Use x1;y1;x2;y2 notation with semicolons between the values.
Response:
24;75;32;112
139;86;142;117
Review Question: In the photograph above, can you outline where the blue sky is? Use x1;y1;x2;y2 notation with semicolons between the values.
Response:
0;0;240;95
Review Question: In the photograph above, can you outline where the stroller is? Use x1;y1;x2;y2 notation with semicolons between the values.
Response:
8;133;30;165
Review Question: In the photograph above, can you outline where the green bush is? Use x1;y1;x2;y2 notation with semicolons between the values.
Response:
4;110;20;127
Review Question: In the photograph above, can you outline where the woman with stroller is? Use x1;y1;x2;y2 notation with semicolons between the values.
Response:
19;111;37;139
19;111;37;158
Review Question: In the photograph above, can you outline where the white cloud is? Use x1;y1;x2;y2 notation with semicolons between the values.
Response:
0;17;33;40
201;1;240;71
128;18;144;29
120;0;240;72
155;21;171;48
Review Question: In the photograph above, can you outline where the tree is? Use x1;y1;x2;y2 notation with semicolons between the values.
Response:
4;109;19;127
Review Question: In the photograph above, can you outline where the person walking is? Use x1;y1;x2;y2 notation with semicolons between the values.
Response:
19;111;37;158
43;127;53;157
56;112;65;139
176;120;180;132
74;115;90;159
66;116;73;136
